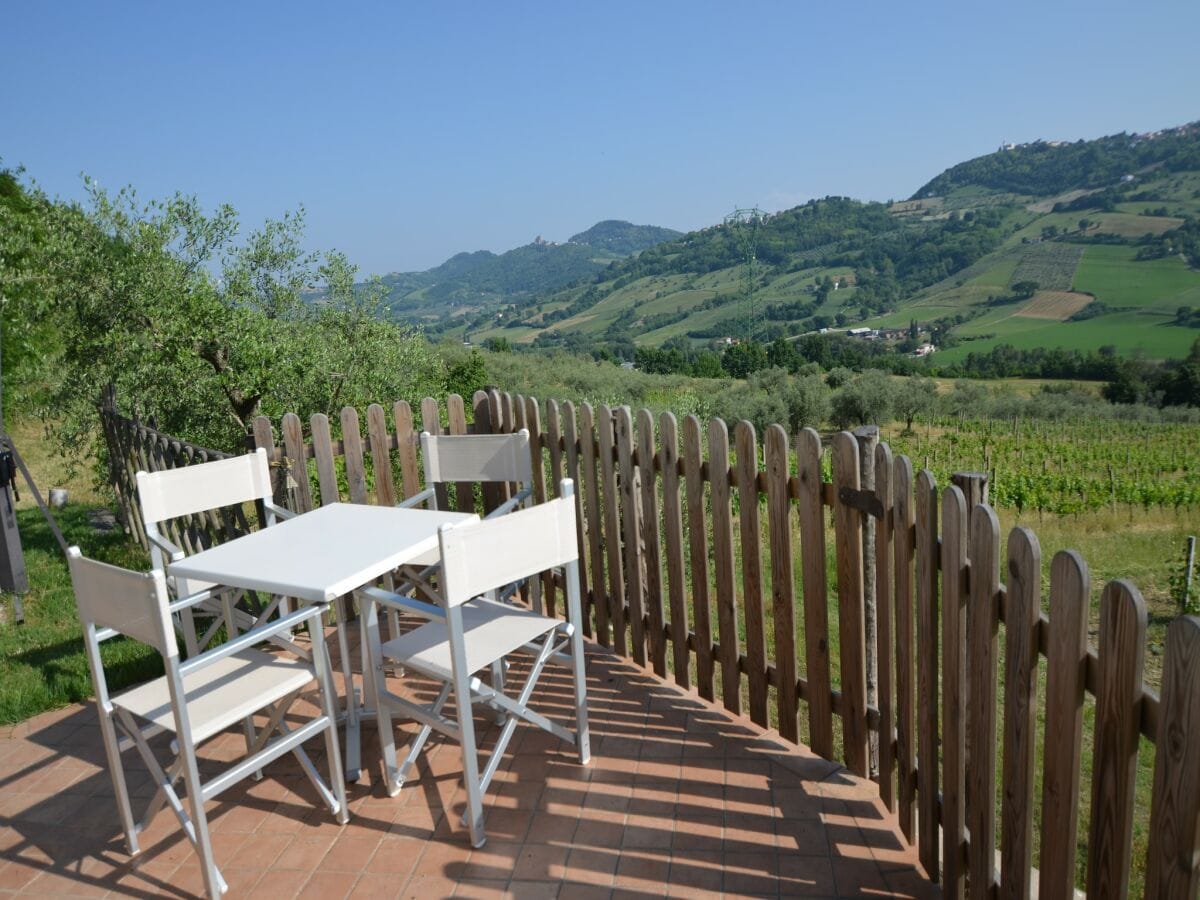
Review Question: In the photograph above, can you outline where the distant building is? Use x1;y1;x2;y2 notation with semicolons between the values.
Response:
847;326;871;336
914;343;935;357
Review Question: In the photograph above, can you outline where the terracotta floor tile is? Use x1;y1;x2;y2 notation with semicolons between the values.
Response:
0;639;936;898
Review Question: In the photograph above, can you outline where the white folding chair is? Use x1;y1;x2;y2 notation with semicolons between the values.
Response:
68;548;348;899
136;449;293;656
381;429;537;633
362;479;590;848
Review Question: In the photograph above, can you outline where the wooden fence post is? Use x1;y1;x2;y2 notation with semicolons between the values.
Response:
684;415;714;702
915;468;939;880
709;418;741;716
660;413;690;689
893;454;916;843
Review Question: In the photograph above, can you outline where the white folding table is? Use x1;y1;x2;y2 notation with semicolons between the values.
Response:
169;502;477;779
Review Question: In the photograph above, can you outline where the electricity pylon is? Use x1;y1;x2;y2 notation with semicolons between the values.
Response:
724;207;764;343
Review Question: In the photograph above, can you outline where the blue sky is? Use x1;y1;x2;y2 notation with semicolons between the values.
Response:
4;1;1198;275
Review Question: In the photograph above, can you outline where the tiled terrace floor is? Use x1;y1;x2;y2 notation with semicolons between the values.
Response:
0;639;937;898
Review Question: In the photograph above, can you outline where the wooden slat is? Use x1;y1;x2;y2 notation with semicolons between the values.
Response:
1001;527;1041;900
448;395;474;512
797;427;832;759
1038;550;1090;900
660;413;690;689
736;421;768;727
280;413;314;513
915;468;939;881
874;442;895;809
393;401;421;502
709;418;741;716
685;415;714;702
562;401;589;634
598;405;627;658
1086;579;1148;899
310;413;341;505
833;431;868;778
579;404;610;645
967;505;1001;898
366;404;396;507
617;407;646;667
422;396;450;510
1146;615;1200;899
765;425;798;743
941;485;968;899
340;407;368;505
545;400;565;617
638;409;667;677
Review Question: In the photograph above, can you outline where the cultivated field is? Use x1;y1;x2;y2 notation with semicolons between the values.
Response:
1016;290;1094;320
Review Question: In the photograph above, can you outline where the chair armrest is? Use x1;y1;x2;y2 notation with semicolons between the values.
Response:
147;530;186;564
177;602;328;678
484;486;534;519
397;488;435;510
169;587;219;614
358;585;444;619
264;500;297;521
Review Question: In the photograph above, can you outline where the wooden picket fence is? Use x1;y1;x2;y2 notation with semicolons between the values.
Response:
102;388;1200;897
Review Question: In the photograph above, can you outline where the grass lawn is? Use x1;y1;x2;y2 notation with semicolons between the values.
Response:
1073;244;1200;309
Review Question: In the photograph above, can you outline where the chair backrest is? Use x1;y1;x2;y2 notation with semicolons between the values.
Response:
136;449;274;526
437;480;577;608
420;430;531;486
67;547;175;658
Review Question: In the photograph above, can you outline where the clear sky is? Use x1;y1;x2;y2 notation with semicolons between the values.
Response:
4;1;1197;275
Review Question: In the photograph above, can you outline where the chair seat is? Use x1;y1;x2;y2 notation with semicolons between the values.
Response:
113;649;316;744
379;598;560;682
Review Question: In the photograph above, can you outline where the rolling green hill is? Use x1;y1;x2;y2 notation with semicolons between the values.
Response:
413;122;1200;364
375;220;681;321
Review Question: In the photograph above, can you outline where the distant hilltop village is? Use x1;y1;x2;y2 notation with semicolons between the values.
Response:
999;122;1197;153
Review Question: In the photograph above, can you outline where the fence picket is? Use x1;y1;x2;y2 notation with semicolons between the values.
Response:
617;407;647;667
798;427;833;759
367;404;396;507
1086;580;1148;899
579;404;609;645
660;413;690;689
833;432;868;778
280;413;313;513
340;407;368;505
598;405;627;658
1038;551;1090;900
915;468;939;880
393;401;421;502
1001;527;1041;900
561;401;588;634
766;425;798;743
709;418;741;716
1146;615;1200;898
310;413;340;504
941;486;967;898
639;409;667;677
875;442;895;808
897;458;912;844
736;421;768;727
685;415;715;702
967;505;1000;897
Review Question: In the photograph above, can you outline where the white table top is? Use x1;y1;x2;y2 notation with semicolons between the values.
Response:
169;503;477;603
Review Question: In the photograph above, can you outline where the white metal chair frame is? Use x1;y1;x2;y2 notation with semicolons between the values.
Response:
136;449;295;656
379;429;538;627
69;547;348;899
362;479;590;848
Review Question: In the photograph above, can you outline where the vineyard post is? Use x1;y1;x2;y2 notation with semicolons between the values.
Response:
855;425;880;778
1184;536;1196;615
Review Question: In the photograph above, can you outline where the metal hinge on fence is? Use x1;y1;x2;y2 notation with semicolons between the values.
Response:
838;486;884;520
